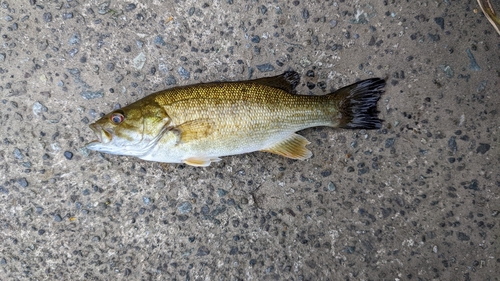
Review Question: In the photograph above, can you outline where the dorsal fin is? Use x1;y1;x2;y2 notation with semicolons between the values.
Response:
193;71;301;94
249;71;300;94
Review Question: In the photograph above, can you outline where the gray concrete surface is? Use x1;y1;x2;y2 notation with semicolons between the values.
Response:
0;0;499;280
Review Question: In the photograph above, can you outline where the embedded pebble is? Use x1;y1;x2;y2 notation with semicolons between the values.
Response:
358;165;369;175
115;74;124;83
299;57;312;67
466;49;481;71
165;43;179;51
62;13;73;20
17;178;28;187
468;180;479;191
98;2;111;14
165;75;177;85
69;33;80;45
251;36;260;43
196;246;210;256
448;137;457;152
476;80;487;93
43;12;52;22
320;170;331;177
80;90;104;100
343;246;355;254
439;65;454;78
133;52;147;70
385;138;395;148
434;17;444;30
302;9;309;19
14;148;23;159
476;143;490;154
217;189;228;197
457;232;470;241
154;35;166;46
158;63;170;73
427;33;440;42
68;48;79;57
178;67;190;79
106;62;115;71
178;202;192;214
64;151;73;160
260;5;267;14
125;3;136;11
256;63;274;72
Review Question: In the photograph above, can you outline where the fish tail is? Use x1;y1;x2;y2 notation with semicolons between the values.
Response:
330;78;385;129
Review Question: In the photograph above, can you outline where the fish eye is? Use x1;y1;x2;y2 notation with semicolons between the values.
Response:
110;113;125;124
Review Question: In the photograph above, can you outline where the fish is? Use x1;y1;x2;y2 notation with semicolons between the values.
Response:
86;71;385;167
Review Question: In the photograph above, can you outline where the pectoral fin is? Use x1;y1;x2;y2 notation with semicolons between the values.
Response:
175;119;214;143
183;156;221;167
261;134;312;160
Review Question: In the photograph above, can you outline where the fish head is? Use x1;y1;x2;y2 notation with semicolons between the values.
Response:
86;101;170;157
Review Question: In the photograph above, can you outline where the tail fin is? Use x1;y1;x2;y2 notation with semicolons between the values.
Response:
332;78;385;129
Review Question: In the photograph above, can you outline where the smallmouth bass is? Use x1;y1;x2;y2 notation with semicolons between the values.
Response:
86;71;385;167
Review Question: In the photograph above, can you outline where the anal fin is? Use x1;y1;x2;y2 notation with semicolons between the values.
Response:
261;134;312;160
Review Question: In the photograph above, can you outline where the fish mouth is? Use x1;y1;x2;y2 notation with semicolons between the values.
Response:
87;123;112;145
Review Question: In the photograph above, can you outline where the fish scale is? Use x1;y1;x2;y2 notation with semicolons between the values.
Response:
171;86;328;129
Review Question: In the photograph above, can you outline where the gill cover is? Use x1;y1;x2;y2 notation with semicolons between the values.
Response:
86;100;170;157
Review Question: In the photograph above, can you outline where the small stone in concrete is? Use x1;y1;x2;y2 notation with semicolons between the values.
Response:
178;67;190;79
43;12;52;22
64;151;73;160
466;49;480;71
178;202;192;214
133;52;146;70
476;143;490;154
17;178;28;188
14;148;23;159
80;90;104;100
256;63;274;72
196;246;210;256
448;137;457;152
